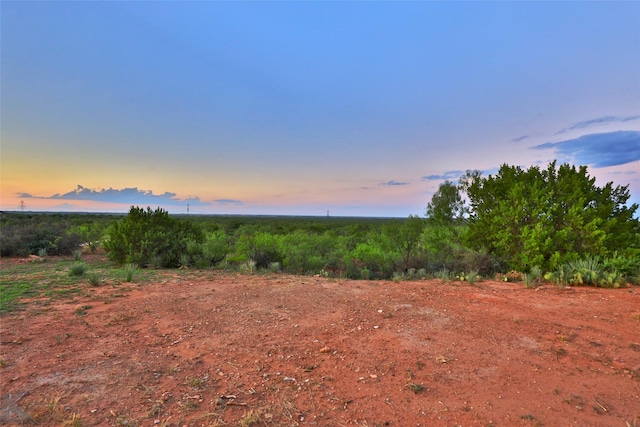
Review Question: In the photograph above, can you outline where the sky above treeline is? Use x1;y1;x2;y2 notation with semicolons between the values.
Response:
2;1;639;217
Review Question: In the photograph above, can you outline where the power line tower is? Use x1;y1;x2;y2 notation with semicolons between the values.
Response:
18;200;26;212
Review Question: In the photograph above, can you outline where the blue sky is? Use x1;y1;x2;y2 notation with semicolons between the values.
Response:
2;1;639;216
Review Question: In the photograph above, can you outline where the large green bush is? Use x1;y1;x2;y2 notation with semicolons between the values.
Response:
428;162;640;273
103;206;204;267
279;231;346;274
234;229;282;269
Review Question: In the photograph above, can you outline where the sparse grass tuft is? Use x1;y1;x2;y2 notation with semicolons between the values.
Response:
62;412;83;427
405;383;426;394
86;272;101;286
123;263;138;282
392;271;404;282
69;262;88;277
0;282;36;313
239;409;260;427
239;260;256;273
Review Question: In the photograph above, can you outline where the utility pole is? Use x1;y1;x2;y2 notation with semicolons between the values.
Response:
187;204;190;214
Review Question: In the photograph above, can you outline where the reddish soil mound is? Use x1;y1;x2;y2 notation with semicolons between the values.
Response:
1;270;639;426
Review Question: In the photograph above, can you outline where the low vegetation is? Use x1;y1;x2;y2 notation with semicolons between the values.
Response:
1;161;639;314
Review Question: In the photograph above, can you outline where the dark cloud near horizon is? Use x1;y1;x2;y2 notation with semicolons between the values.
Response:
380;180;409;186
533;130;640;168
555;115;640;135
18;185;211;206
422;170;464;181
214;199;243;205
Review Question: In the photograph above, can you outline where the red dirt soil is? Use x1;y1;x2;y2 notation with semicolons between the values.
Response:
1;260;639;426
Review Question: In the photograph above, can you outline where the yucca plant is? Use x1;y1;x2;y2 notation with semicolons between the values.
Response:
567;255;603;286
147;254;163;269
523;266;542;288
435;268;450;281
179;254;191;269
466;270;480;285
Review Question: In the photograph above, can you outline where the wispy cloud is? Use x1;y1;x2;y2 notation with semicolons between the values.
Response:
608;170;637;176
533;131;640;168
555;115;640;135
380;180;409;186
512;135;530;142
19;185;211;206
214;199;243;205
421;170;464;181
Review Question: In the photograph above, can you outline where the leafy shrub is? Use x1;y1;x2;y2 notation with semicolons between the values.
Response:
350;242;395;279
69;222;106;253
602;251;640;279
269;262;281;273
461;162;639;271
235;231;282;270
104;206;204;267
426;247;501;278
201;230;231;266
279;231;340;274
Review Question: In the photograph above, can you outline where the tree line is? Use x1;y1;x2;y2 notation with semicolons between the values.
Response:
2;162;639;286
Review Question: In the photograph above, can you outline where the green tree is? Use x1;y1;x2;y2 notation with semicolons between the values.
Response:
463;161;639;271
426;180;467;227
425;180;469;253
385;215;427;271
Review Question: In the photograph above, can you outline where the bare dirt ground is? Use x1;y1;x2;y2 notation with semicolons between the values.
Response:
1;258;639;426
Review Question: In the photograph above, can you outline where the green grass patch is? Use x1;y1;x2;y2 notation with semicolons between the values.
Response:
0;282;37;313
0;256;136;314
0;255;167;314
